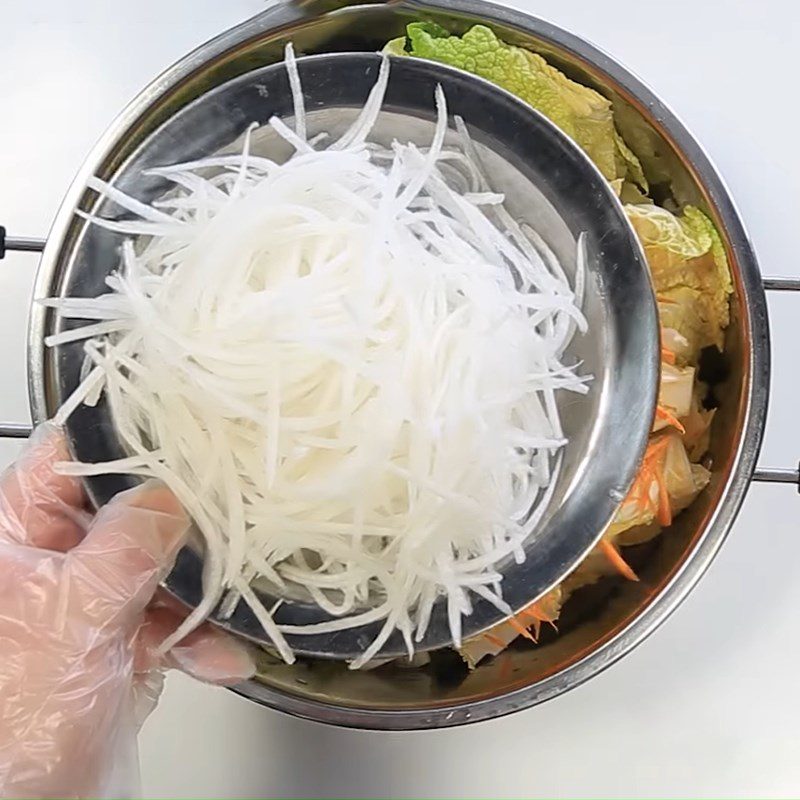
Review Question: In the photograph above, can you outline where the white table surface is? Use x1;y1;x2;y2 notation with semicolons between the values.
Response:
2;2;799;797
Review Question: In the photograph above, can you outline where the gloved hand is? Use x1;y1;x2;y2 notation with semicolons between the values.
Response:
0;423;256;798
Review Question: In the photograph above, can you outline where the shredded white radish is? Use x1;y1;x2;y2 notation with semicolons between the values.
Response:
48;46;589;668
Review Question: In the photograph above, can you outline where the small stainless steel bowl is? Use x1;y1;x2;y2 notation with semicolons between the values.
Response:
42;49;657;661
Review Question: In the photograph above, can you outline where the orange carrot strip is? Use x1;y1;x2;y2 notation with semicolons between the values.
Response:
620;435;672;519
638;464;655;514
484;633;507;649
599;538;639;582
661;347;676;365
656;405;686;434
656;473;672;526
641;436;670;469
530;600;558;623
518;607;545;639
508;616;537;642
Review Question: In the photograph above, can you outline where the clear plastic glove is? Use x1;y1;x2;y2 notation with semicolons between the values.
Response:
0;423;256;798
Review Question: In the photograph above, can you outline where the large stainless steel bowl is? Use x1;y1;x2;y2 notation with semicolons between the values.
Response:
19;0;775;728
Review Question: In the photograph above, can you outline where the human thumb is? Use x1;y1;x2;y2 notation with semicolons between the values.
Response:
68;481;190;625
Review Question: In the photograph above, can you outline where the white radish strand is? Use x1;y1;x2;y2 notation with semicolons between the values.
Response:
47;48;588;667
284;43;306;143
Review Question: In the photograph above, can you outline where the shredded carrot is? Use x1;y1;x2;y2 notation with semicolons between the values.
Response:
518;606;543;623
656;405;685;434
661;347;676;365
656;472;672;526
599;538;639;582
517;607;544;639
624;434;674;527
627;438;667;512
657;294;678;305
634;462;655;515
640;436;670;470
478;593;559;656
521;601;560;637
508;615;537;642
484;632;507;649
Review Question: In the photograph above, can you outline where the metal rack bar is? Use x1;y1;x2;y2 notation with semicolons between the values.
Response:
752;467;800;486
752;278;800;487
0;226;46;259
4;236;46;254
0;423;33;439
762;276;800;291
